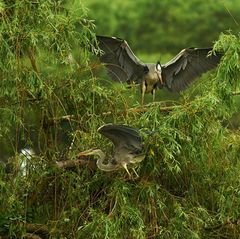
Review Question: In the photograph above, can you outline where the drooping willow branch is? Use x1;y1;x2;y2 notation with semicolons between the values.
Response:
43;103;178;126
27;46;39;73
33;90;240;127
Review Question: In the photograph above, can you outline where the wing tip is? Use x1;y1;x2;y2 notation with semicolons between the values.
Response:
98;124;140;135
97;123;113;132
96;35;124;42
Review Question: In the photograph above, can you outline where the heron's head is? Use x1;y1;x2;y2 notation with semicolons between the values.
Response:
78;148;103;157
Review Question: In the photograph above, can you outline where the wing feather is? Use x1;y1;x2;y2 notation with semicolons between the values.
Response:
98;124;143;154
162;48;222;92
96;36;148;83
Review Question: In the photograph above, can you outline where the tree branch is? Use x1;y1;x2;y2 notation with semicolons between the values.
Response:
41;91;240;126
27;47;39;73
56;158;96;170
44;115;75;127
130;104;179;113
232;91;240;96
23;233;43;239
24;223;49;235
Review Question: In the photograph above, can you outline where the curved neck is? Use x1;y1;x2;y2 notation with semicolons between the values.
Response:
96;150;119;171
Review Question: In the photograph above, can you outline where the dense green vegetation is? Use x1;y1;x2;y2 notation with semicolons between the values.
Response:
85;0;240;53
0;0;239;238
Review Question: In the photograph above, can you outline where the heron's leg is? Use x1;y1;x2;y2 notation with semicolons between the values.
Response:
132;167;139;178
141;82;146;105
122;163;131;178
152;88;156;102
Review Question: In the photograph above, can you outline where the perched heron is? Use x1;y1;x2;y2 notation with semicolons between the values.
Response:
96;35;222;104
78;124;145;177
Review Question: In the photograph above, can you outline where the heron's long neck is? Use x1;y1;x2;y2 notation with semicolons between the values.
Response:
96;150;119;172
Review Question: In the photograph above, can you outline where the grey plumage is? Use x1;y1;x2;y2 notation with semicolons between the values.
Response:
96;35;222;103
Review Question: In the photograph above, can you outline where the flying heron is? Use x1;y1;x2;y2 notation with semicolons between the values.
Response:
96;35;222;104
78;124;145;177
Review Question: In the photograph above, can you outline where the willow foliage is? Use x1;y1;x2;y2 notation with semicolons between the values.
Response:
0;1;240;239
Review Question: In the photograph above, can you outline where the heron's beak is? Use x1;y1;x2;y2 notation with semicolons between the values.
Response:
77;149;95;157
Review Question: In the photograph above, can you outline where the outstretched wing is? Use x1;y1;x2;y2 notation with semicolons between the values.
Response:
96;35;148;83
98;124;143;155
162;48;222;92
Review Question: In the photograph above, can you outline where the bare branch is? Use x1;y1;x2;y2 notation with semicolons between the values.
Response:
24;223;49;235
56;158;96;170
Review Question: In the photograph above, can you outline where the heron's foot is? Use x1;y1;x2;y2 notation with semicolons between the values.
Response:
124;168;139;181
141;82;146;105
122;163;140;180
132;168;139;178
127;171;135;180
123;174;140;182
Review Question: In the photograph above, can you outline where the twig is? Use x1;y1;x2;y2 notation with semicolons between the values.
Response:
102;104;178;116
130;104;179;113
232;91;240;96
45;115;75;126
42;104;178;124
